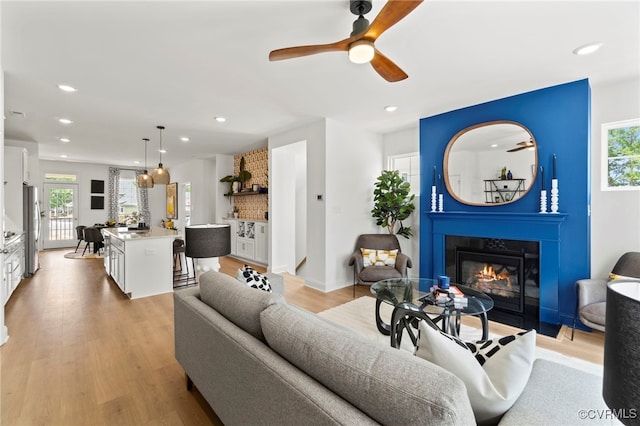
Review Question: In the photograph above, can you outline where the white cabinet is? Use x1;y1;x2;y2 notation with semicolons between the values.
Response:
110;237;126;292
102;228;177;299
3;234;25;305
4;147;29;231
255;222;268;264
225;220;237;255
225;219;268;265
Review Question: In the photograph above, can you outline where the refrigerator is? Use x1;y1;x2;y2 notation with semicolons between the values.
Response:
23;185;42;277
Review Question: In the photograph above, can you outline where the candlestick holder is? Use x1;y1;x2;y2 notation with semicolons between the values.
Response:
431;186;437;212
550;179;559;213
438;194;444;212
540;190;548;213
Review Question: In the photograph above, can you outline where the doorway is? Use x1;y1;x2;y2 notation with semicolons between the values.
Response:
271;141;307;275
43;182;79;249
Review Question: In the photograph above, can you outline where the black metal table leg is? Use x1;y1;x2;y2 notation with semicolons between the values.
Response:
375;298;391;335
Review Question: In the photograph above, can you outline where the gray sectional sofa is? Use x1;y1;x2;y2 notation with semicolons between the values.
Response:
174;271;608;425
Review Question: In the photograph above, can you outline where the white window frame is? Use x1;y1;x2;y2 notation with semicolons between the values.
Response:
601;118;640;191
388;152;420;196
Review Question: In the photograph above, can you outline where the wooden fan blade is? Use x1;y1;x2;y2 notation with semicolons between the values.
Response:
365;0;424;41
507;146;529;152
269;37;354;61
370;49;408;82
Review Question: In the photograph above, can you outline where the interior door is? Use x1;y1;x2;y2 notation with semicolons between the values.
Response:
43;183;79;249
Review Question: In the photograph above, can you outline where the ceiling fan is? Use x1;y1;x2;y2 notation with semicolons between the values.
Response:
507;139;535;153
268;0;424;82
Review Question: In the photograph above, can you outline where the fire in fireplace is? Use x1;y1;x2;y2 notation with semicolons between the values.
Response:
456;248;525;313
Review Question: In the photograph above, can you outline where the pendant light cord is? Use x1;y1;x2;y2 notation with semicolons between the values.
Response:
157;125;165;164
143;138;149;170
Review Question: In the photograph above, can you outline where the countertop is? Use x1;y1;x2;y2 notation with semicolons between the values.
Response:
102;227;183;241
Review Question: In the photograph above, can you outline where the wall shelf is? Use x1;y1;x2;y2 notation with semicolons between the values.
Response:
484;179;525;203
224;190;268;197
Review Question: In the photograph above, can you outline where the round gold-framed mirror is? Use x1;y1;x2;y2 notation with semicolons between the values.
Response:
443;120;538;206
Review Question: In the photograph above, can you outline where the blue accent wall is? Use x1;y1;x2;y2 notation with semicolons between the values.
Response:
419;79;591;325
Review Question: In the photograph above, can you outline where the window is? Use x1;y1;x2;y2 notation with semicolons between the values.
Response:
389;153;420;196
44;173;77;182
184;182;191;226
118;170;140;223
602;119;640;191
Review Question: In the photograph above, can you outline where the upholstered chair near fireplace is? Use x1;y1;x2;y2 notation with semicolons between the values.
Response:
348;234;412;297
572;251;640;340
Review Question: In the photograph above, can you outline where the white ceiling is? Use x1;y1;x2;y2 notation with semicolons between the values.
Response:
2;1;639;168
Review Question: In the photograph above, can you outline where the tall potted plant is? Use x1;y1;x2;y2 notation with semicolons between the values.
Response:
371;170;416;238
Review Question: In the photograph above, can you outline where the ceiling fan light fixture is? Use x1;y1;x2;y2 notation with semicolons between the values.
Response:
348;40;375;64
152;125;171;185
573;42;603;56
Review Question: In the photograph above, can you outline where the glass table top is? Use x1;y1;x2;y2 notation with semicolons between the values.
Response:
371;277;494;316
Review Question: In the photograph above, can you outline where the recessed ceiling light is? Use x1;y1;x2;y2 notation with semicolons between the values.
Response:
572;42;603;56
60;154;68;158
59;137;71;143
215;116;227;123
384;105;398;112
133;160;140;165
491;144;498;148
58;118;73;125
159;149;167;154
180;137;190;142
58;84;77;92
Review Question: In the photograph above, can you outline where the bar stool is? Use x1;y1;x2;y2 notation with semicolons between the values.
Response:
173;239;186;272
74;225;86;253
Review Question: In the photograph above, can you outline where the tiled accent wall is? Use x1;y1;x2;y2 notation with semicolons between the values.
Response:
233;147;268;220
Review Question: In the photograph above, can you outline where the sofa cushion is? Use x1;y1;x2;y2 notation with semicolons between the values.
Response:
415;321;536;425
260;303;476;425
236;264;272;292
581;301;606;326
199;271;284;342
358;265;402;282
499;359;608;425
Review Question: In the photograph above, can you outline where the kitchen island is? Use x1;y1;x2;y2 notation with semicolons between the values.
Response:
101;227;182;299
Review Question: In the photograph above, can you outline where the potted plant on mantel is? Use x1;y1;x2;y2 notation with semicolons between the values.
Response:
371;170;416;238
220;156;252;195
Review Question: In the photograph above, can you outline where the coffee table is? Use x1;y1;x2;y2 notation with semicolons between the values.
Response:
371;278;494;347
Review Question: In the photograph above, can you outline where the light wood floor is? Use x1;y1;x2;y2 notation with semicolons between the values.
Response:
1;249;604;425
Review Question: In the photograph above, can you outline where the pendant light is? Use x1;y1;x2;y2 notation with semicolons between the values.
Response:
152;125;170;184
137;138;154;188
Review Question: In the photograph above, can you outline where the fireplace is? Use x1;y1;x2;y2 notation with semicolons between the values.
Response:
443;235;551;332
456;248;524;313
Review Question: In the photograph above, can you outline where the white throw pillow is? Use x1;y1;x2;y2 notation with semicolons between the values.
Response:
414;322;536;425
236;265;272;292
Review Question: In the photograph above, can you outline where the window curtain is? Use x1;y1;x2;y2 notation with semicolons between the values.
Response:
135;170;151;225
108;167;120;222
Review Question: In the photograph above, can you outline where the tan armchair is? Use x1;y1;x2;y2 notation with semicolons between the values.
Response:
572;251;640;340
348;234;412;297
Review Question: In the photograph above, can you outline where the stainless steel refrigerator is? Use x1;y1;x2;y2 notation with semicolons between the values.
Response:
23;184;41;277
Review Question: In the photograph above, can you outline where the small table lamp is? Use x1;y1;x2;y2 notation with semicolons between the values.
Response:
185;224;231;275
603;281;640;425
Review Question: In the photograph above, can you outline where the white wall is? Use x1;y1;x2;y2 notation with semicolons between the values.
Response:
1;1;9;344
382;126;420;278
269;120;327;287
38;160;165;232
268;119;382;292
325;118;382;291
590;77;640;277
168;157;222;230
